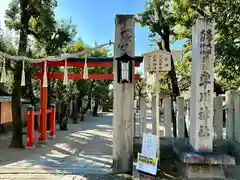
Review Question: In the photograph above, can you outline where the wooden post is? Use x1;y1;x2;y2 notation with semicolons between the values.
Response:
151;95;157;135
213;96;223;139
113;15;135;173
176;96;185;138
156;79;160;159
225;90;236;140
49;104;56;139
39;63;48;143
163;95;172;137
139;96;146;137
26;105;35;148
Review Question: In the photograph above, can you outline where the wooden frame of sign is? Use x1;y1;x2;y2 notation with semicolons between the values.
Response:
143;50;171;75
142;50;172;163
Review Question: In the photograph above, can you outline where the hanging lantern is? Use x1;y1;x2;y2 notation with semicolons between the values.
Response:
83;50;88;79
0;55;6;83
63;58;68;85
21;60;25;86
116;53;134;83
42;60;48;87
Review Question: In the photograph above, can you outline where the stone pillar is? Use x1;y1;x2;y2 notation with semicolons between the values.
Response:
113;15;135;172
91;99;95;113
139;96;146;137
176;96;185;138
69;100;73;117
189;18;215;152
213;96;223;139
151;95;157;135
234;92;240;142
134;99;139;137
163;95;172;137
225;90;236;140
186;98;190;132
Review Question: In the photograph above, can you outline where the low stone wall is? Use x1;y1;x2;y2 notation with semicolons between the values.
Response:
134;137;240;179
134;137;230;159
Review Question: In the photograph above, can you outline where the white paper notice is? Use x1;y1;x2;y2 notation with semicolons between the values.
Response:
141;133;158;157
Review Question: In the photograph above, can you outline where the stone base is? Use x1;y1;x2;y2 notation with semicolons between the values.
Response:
132;163;160;180
48;135;56;139
134;137;240;178
37;141;47;148
173;139;235;179
180;164;225;179
173;140;235;165
25;145;35;149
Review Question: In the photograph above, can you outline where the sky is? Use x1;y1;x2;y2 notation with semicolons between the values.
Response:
0;0;185;56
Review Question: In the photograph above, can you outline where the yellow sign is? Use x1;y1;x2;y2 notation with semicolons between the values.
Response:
136;153;158;175
138;154;157;166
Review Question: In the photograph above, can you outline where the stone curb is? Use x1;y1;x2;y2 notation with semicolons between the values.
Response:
0;167;112;174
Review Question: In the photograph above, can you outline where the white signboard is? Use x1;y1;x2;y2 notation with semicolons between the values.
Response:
141;133;158;157
143;50;171;73
136;133;158;175
157;52;171;72
121;62;129;81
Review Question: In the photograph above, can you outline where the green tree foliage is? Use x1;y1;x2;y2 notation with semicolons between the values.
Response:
3;0;76;148
175;56;191;92
137;0;188;137
136;0;180;98
172;0;240;90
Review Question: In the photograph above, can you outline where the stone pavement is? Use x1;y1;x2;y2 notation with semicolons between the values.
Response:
0;113;113;179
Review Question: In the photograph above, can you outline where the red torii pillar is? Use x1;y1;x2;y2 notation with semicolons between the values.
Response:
38;62;48;144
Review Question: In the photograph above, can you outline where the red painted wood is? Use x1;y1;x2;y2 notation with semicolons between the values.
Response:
26;109;35;148
33;73;141;80
39;65;47;144
32;61;141;67
34;111;41;116
49;105;56;138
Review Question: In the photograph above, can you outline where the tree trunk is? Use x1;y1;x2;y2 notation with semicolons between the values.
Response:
10;62;24;148
72;100;78;124
82;80;94;114
161;27;188;138
214;79;225;95
92;98;100;116
59;102;68;131
9;0;30;148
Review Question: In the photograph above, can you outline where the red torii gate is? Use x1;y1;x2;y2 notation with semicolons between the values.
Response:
31;56;143;144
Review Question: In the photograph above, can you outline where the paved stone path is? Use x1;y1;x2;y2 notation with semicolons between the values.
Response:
0;113;113;179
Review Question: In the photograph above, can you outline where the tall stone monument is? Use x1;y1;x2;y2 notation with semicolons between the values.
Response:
174;18;235;179
189;17;215;152
113;15;135;172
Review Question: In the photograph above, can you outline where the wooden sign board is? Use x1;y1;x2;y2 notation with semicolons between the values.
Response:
143;50;171;74
136;133;158;175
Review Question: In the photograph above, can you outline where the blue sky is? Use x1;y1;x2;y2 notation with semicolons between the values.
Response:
55;0;185;56
0;0;185;55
